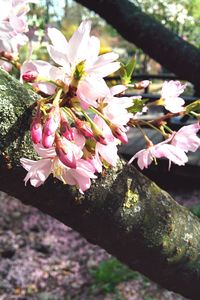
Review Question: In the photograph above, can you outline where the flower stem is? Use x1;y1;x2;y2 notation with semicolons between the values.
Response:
140;120;168;137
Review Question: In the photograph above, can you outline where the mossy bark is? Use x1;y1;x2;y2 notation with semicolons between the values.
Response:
75;0;200;95
1;69;200;299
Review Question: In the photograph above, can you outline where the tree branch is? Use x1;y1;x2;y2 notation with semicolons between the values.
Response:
75;0;200;93
0;69;200;299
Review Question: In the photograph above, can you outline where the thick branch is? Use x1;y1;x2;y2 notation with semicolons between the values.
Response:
75;0;200;93
0;69;200;299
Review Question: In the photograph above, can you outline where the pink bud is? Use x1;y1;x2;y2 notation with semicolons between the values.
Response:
30;108;42;144
60;121;74;141
42;106;60;148
1;51;14;61
75;119;94;138
95;134;107;145
111;125;128;144
134;80;150;89
55;135;76;168
22;71;38;82
31;122;43;144
42;133;55;148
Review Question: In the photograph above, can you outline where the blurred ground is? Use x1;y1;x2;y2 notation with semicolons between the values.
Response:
0;187;199;300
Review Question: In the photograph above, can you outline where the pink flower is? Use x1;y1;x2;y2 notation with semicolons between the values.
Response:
155;143;188;167
128;147;155;170
109;124;128;144
0;59;12;72
77;75;110;109
21;143;96;192
161;81;186;113
171;123;200;153
60;120;74;141
47;21;120;108
20;144;55;187
60;159;97;193
75;119;94;138
0;0;36;55
129;137;188;170
94;115;119;166
20;157;52;187
55;134;83;168
102;86;133;127
21;60;65;94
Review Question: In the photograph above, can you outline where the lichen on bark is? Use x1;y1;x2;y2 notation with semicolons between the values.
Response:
0;68;38;166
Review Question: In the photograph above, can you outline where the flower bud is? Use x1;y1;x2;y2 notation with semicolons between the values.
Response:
42;105;60;148
42;134;55;148
75;119;94;138
110;124;128;144
55;134;76;168
60;121;74;141
134;80;150;90
91;122;107;145
1;51;14;61
22;71;38;82
30;108;42;144
31;122;43;144
94;133;107;145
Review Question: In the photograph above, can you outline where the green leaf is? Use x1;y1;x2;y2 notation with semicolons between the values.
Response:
126;56;136;79
128;98;148;113
120;56;136;85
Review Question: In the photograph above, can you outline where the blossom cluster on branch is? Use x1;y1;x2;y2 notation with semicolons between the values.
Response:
0;1;200;193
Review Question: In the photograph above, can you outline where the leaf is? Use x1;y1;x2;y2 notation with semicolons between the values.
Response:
128;98;148;113
126;56;136;79
119;56;136;85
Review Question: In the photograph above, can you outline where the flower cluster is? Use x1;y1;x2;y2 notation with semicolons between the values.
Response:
0;0;36;71
20;21;135;193
129;123;200;170
0;7;198;193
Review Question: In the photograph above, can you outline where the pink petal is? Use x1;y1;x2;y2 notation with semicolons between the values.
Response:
67;20;91;66
10;16;26;33
21;158;52;187
96;142;119;166
86;36;100;63
110;85;127;96
155;144;188;166
88;62;120;78
34;143;56;158
77;76;110;108
90;52;119;70
48;27;68;49
47;45;70;71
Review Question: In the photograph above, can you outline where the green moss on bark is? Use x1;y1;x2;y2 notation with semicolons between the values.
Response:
0;68;38;166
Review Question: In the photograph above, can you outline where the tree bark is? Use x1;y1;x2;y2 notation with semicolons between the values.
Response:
75;0;200;95
0;69;200;299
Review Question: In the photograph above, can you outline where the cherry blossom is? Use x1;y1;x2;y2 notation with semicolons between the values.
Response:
47;21;120;108
129;137;188;170
18;17;200;194
171;123;200;152
21;60;65;94
20;144;97;193
161;80;186;113
0;0;35;48
94;115;119;166
0;0;37;70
